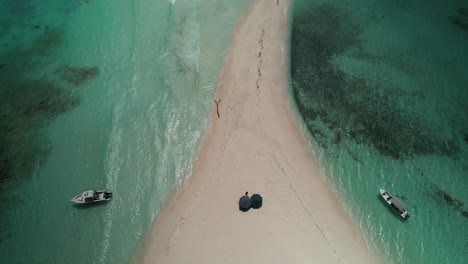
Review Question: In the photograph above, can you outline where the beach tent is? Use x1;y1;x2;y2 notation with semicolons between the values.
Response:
250;194;263;209
239;195;251;211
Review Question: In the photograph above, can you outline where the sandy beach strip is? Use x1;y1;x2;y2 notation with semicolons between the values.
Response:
138;0;382;263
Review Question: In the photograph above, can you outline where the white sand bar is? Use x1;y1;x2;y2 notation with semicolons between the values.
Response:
140;0;381;263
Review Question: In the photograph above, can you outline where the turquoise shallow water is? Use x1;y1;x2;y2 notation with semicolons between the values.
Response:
291;0;468;263
0;0;250;263
2;0;467;263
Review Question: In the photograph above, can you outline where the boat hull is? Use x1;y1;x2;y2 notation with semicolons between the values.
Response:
379;188;410;219
70;190;113;204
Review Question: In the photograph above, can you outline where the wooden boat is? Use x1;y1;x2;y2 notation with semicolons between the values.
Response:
379;188;410;219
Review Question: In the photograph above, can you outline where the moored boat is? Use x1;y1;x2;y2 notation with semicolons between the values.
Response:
70;190;112;204
379;188;410;219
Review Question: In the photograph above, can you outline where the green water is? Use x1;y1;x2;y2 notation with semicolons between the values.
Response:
0;0;250;263
2;0;467;263
291;0;468;263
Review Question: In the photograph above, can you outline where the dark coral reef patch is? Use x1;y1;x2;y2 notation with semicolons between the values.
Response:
0;27;100;189
0;78;80;186
0;1;102;242
0;26;92;241
56;65;99;86
428;185;468;218
451;7;468;35
290;3;459;159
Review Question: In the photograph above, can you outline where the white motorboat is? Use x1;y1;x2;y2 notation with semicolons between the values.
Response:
70;190;112;204
379;188;410;219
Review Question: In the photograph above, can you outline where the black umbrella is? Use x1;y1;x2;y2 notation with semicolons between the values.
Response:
239;195;251;211
250;194;263;209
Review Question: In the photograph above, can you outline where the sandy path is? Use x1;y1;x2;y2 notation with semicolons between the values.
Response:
139;0;381;263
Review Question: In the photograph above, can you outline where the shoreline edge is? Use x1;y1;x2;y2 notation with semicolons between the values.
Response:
136;0;382;263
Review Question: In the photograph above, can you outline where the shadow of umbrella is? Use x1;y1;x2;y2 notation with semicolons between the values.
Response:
251;194;262;209
239;195;251;212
